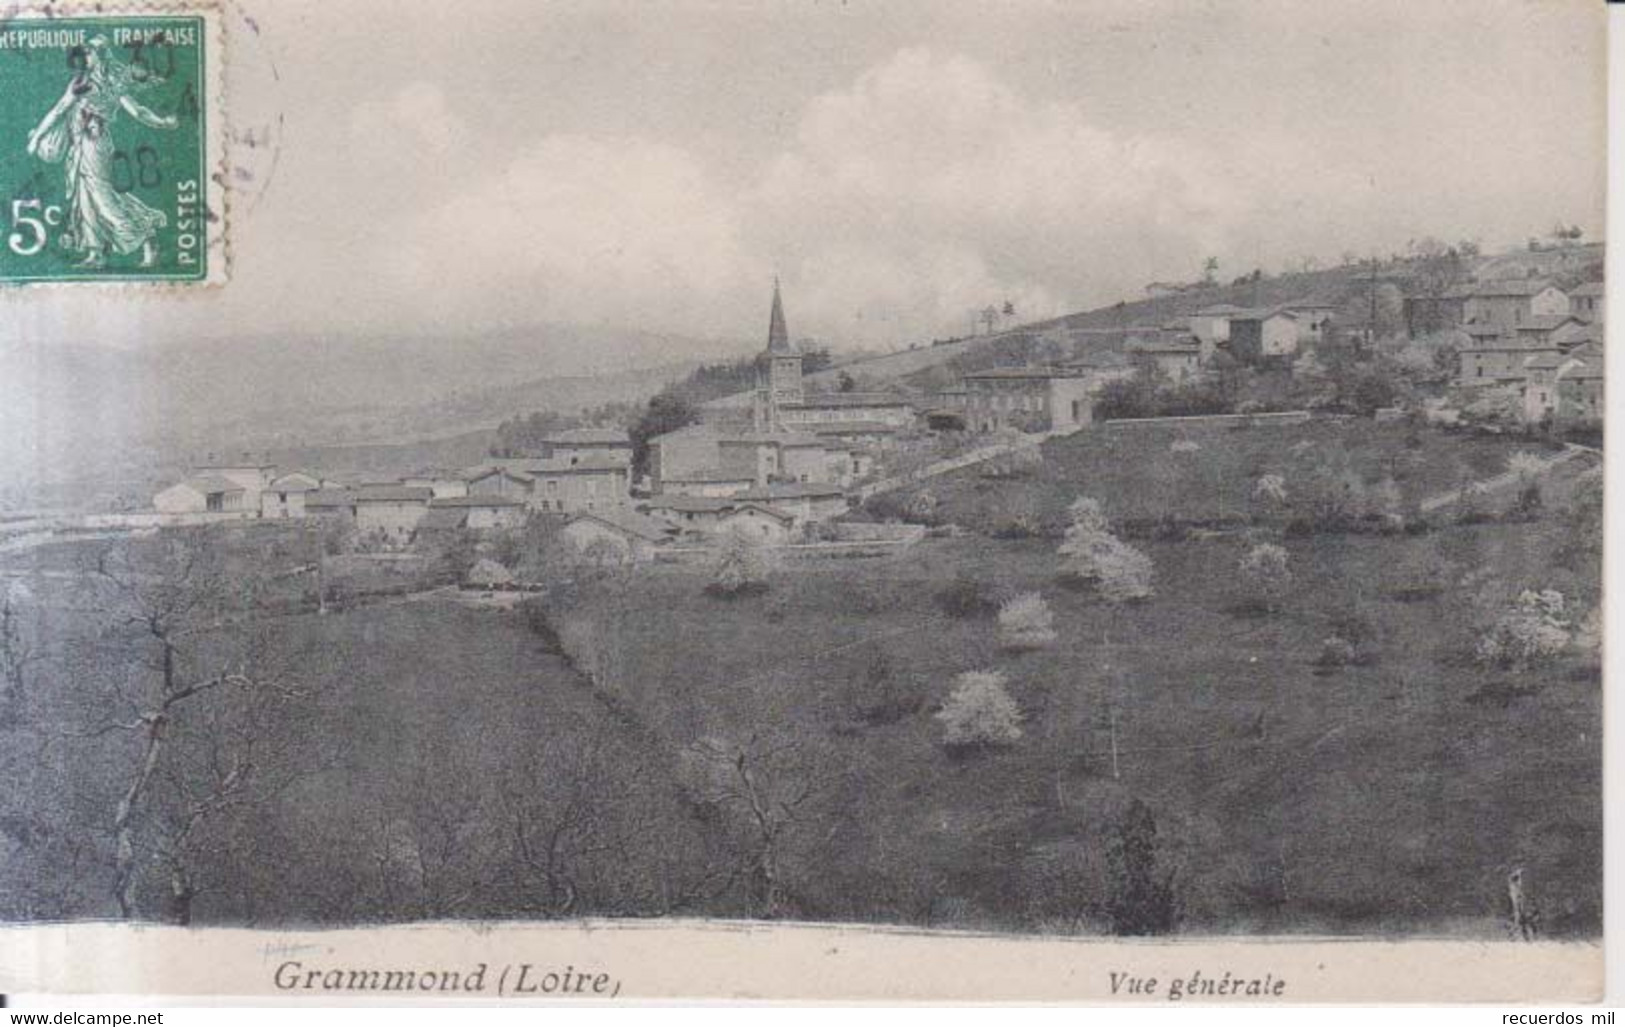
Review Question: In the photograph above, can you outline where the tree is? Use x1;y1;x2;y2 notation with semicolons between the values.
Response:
1202;256;1219;284
1475;589;1572;671
1239;543;1292;614
1106;798;1179;935
630;392;701;479
706;534;771;598
1250;474;1289;526
1058;498;1154;602
936;670;1023;750
998;592;1058;651
837;370;857;393
682;730;829;917
79;530;308;921
0;580;41;718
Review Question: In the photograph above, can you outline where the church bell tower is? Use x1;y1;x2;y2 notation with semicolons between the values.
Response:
753;278;803;431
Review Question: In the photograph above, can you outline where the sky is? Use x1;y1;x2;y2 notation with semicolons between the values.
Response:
0;0;1607;362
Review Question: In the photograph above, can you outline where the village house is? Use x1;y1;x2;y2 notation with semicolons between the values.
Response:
1513;314;1588;349
959;366;1094;433
465;466;534;499
260;471;323;519
402;470;470;499
640;494;739;533
1125;332;1203;384
524;455;632;514
304;489;357;523
561;510;677;562
733;482;848;524
717;502;797;544
649;424;855;494
777;391;917;433
1569;280;1605;324
425;494;527;530
656;469;760;498
1556;348;1605;421
1460;280;1570;330
350;485;433;543
538;428;634;467
1456;335;1561;384
1225;308;1302;364
153;474;250;515
1188;304;1243;355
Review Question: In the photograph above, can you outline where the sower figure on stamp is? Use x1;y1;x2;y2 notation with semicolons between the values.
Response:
26;35;177;269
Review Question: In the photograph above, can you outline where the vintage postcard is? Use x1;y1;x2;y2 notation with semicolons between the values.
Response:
0;0;1608;1004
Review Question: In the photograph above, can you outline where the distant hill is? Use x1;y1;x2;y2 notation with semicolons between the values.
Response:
0;322;734;504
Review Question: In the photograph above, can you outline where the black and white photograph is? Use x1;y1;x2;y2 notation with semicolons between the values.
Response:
0;0;1609;1004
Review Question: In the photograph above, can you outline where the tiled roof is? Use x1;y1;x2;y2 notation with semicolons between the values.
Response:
569;509;675;543
1517;315;1582;332
1464;279;1554;298
352;485;433;503
644;495;738;512
181;474;245;495
721;502;796;523
429;495;526;508
1571;281;1605;297
788;392;913;409
305;489;354;508
737;482;846;501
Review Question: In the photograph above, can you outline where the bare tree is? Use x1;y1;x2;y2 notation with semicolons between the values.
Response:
682;729;832;917
76;529;307;921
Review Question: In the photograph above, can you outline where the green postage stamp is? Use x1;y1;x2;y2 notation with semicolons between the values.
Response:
0;4;225;285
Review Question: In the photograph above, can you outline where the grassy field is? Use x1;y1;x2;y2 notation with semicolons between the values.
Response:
550;512;1601;936
0;422;1600;935
881;418;1576;534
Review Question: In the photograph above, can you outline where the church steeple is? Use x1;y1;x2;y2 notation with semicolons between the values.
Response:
767;276;792;354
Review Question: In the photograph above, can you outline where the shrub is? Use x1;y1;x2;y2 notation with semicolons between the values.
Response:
1475;589;1572;670
845;651;925;727
936;670;1023;750
981;445;1043;479
936;575;1012;619
998;592;1058;651
1314;635;1358;669
1238;543;1292;613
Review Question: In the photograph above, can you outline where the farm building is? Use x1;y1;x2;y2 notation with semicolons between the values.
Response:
1457;336;1560;384
261;471;323;519
561;510;677;562
351;485;433;543
717;503;797;544
426;495;527;530
1460;280;1569;330
1225;309;1302;364
1569;280;1605;324
538;428;634;467
153;475;250;514
734;482;849;524
465;466;533;499
524;455;632;514
402;470;471;499
1126;333;1203;384
304;489;357;522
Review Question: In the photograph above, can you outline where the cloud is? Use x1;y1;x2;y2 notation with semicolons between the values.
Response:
744;48;1262;343
385;134;749;335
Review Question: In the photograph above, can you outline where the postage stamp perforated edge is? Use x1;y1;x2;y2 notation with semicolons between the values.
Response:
0;0;228;288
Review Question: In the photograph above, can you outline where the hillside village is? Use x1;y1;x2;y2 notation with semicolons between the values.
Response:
0;236;1603;936
137;241;1605;576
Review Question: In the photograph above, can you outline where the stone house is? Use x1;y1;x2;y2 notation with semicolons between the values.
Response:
959;366;1094;433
